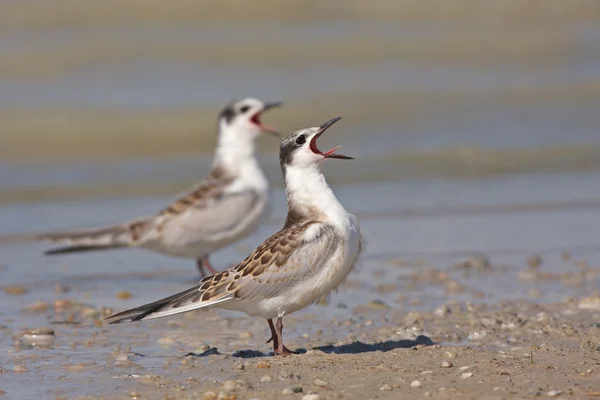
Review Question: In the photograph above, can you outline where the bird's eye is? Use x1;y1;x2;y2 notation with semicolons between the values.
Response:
295;135;306;145
240;106;250;113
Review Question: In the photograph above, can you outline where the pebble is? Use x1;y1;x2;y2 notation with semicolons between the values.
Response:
527;254;543;269
444;280;466;294
257;360;271;369
376;283;397;294
313;379;328;387
467;331;488;340
239;331;253;340
13;366;28;373
202;392;217;400
441;361;453;368
222;381;239;392
112;351;131;362
24;302;50;313
380;384;393;391
368;299;390;309
461;372;473;379
116;290;132;300
434;305;452;317
578;296;600;311
458;254;490;270
0;389;5;396
260;375;272;382
54;284;70;294
21;327;55;347
157;336;176;347
411;380;422;388
197;344;211;352
167;320;185;329
280;370;298;379
302;394;319;400
129;392;140;399
458;366;471;372
547;390;562;397
232;362;245;371
518;270;539;281
54;299;74;311
281;386;303;395
3;285;28;296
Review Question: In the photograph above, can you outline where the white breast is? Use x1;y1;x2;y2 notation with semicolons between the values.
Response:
249;215;361;319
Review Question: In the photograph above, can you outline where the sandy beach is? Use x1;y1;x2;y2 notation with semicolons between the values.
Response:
2;254;600;399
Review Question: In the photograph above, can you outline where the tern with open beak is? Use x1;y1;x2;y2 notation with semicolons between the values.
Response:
105;117;363;356
37;98;282;277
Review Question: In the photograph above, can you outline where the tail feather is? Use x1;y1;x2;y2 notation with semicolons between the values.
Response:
37;225;128;242
43;244;128;255
104;284;233;324
37;218;151;256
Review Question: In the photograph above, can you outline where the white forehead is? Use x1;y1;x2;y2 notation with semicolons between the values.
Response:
234;97;264;109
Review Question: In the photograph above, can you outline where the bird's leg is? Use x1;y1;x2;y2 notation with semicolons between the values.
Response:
203;256;219;275
274;317;295;356
195;258;207;277
196;255;218;278
266;319;279;352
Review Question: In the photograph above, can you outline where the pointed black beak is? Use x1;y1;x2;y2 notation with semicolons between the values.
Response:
319;116;342;131
310;116;353;160
264;101;283;111
256;102;283;137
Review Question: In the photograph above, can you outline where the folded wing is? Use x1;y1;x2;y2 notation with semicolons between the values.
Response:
104;220;338;323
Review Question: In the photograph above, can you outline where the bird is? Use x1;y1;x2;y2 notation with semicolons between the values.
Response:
37;98;282;277
104;116;363;356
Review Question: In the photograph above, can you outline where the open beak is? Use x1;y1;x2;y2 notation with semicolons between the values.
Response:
309;117;353;160
251;102;283;137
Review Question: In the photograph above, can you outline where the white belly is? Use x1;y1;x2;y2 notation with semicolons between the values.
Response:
224;218;362;320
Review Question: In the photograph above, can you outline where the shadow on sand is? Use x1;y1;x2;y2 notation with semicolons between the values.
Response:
315;335;434;354
182;335;435;358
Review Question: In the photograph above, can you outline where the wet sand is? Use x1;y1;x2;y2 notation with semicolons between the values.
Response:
2;268;600;399
3;175;600;398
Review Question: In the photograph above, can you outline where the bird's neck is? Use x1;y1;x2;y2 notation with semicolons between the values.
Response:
283;163;347;226
212;124;267;190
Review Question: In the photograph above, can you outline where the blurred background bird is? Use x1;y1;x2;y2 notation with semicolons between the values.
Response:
36;98;282;277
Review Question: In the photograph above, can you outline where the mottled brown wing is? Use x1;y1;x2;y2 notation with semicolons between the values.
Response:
209;221;339;301
157;166;234;217
105;221;340;323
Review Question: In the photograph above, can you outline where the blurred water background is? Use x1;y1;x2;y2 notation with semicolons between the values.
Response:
2;0;600;301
